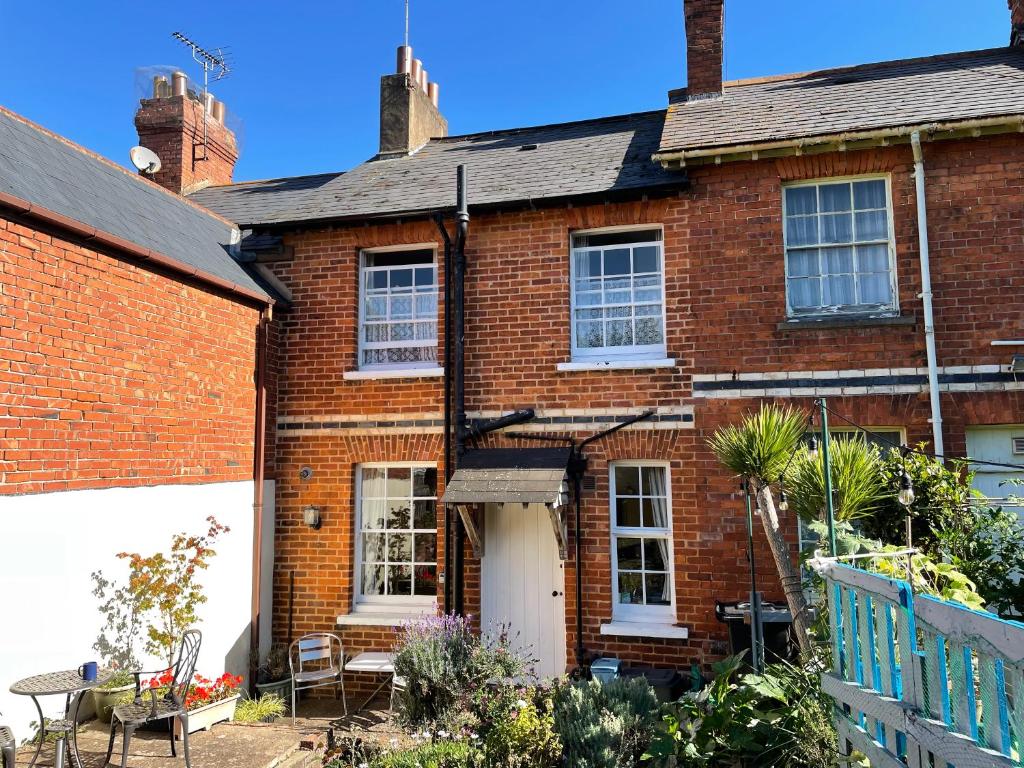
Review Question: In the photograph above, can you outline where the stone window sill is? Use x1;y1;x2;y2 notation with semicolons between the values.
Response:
343;366;444;381
557;358;676;373
599;621;689;640
336;609;432;627
777;315;916;332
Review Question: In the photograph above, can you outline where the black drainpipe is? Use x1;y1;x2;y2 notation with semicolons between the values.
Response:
434;213;454;615
453;164;469;616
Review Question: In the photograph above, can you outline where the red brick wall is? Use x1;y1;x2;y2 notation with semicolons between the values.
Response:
264;132;1024;676
0;214;262;494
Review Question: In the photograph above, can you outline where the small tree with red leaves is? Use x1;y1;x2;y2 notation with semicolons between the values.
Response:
118;517;229;667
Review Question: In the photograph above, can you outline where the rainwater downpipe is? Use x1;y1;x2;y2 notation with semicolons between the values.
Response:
434;214;454;615
910;131;945;457
249;305;270;692
453;164;469;615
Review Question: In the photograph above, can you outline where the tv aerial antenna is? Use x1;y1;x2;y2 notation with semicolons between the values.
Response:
171;31;233;165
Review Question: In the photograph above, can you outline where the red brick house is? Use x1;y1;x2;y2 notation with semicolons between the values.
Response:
185;0;1024;682
3;0;1024;707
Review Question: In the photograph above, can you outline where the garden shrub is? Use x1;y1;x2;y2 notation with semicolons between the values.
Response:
392;613;531;727
478;684;561;768
552;676;659;768
371;741;481;768
644;654;839;767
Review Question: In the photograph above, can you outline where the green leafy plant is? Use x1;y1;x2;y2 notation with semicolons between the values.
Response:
370;740;481;768
479;686;561;768
786;438;888;525
392;613;532;727
868;549;987;611
644;654;839;767
552;676;660;768
235;693;287;723
859;448;974;551
118;517;229;666
709;403;815;654
934;500;1024;617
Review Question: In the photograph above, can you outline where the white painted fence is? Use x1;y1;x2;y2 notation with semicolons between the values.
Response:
811;557;1024;767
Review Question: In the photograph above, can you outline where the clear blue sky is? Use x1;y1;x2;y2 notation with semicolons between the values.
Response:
0;1;1010;182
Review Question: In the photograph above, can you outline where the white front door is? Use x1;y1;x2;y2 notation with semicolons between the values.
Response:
481;502;567;678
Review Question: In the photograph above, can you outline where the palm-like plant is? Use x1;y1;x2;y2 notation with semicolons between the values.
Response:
785;438;888;527
708;404;813;655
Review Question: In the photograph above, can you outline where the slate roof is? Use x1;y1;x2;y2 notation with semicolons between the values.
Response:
0;107;266;296
659;47;1024;155
188;110;683;227
440;448;571;506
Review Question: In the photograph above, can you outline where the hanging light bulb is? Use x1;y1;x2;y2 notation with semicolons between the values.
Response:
778;489;789;512
808;435;819;460
898;471;915;507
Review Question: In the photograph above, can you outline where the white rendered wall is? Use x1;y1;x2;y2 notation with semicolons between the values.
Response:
0;480;263;742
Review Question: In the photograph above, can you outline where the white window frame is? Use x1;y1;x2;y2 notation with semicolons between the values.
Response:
569;225;667;362
609;460;675;624
357;244;439;371
353;461;438;612
782;175;899;319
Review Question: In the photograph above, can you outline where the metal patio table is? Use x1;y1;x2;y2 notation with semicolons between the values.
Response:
10;668;112;768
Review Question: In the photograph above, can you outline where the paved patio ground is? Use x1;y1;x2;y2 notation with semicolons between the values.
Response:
12;694;407;768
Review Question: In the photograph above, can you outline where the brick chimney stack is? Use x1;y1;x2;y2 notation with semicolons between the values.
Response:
378;45;447;158
684;0;724;100
1011;0;1024;44
134;71;238;194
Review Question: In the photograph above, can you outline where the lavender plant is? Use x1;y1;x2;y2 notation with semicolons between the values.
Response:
391;613;533;726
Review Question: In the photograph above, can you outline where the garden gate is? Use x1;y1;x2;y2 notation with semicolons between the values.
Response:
810;557;1024;767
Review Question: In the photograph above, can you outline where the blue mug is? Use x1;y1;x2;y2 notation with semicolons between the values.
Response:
78;661;98;682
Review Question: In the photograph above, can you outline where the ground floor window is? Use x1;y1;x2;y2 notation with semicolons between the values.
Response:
609;462;674;623
355;464;438;608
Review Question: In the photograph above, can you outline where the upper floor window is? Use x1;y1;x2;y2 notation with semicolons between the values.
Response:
610;462;674;623
359;247;438;369
570;228;666;361
783;178;897;318
355;464;438;607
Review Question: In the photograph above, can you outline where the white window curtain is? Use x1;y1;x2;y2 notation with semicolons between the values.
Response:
644;467;672;604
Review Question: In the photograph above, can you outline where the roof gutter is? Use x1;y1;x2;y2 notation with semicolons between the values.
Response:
0;190;272;306
653;114;1024;168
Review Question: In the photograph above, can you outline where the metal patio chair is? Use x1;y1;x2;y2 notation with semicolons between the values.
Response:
104;629;202;768
0;714;14;768
289;633;346;724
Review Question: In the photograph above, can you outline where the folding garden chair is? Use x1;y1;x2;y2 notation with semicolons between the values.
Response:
289;633;346;724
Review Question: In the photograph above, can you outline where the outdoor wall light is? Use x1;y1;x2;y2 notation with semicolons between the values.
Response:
897;472;915;508
303;505;322;530
1010;353;1024;373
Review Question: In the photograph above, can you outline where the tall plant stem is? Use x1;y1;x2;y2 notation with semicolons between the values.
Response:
753;481;813;656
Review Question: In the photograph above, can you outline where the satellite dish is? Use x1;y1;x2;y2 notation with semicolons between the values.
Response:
129;146;162;175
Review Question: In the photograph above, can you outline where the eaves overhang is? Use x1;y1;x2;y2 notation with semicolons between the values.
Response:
653;114;1024;169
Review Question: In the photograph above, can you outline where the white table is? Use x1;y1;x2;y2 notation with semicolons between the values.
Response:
344;652;396;711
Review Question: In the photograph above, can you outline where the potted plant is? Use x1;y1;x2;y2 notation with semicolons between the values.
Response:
92;670;138;724
90;517;229;723
252;643;291;702
144;671;243;738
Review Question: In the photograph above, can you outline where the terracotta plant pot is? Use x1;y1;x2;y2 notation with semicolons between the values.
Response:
173;694;240;739
91;684;136;724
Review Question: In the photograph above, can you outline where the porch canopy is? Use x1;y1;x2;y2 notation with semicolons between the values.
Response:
440;447;572;558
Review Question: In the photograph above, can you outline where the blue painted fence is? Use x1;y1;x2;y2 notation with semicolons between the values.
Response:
810;557;1024;768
